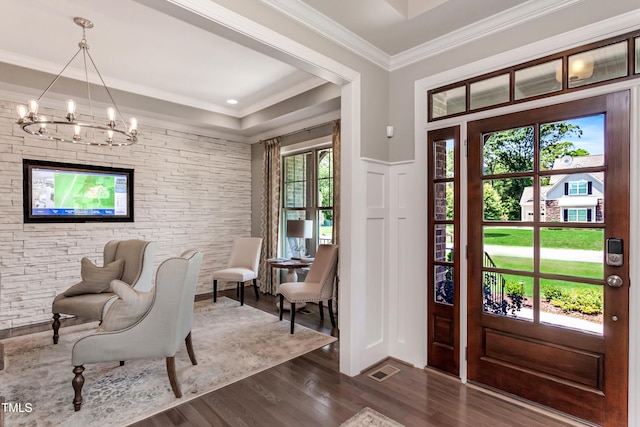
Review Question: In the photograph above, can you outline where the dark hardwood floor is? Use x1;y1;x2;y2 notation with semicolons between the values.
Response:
131;288;581;427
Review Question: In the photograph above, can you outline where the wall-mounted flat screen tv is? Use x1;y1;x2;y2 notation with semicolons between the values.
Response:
23;159;134;223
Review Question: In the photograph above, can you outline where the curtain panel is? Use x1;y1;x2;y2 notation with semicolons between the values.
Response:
258;138;281;294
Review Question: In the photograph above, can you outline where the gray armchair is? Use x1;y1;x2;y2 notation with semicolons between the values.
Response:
52;239;156;344
71;249;203;411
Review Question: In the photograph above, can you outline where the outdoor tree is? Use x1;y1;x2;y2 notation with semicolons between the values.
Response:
483;182;505;220
483;122;587;219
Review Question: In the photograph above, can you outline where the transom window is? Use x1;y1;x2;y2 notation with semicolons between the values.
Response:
282;146;333;257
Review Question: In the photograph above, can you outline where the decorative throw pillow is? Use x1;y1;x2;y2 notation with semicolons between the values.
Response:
98;280;155;332
63;257;125;297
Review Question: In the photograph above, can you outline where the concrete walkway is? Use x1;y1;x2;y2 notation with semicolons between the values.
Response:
484;245;602;263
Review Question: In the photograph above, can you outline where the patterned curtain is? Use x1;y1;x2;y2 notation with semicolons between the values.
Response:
258;138;281;294
332;120;341;313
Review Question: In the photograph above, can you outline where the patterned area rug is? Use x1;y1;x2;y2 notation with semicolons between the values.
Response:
0;297;336;427
341;407;406;427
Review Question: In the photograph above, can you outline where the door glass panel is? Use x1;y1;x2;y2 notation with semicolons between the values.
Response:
434;265;454;305
540;279;603;334
483;126;534;174
514;59;562;100
539;172;604;223
432;86;465;118
434;139;455;178
483;226;533;272
470;74;510;110
482;271;529;319
540;115;605;171
540;227;604;280
434;224;454;262
483;177;533;221
434;182;454;220
568;41;628;88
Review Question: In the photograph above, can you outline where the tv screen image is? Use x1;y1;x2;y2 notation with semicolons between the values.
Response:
23;159;134;223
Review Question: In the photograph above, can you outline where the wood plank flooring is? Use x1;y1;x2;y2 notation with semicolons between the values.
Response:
132;288;582;427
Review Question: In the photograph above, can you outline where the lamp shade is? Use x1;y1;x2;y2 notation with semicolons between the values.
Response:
287;220;313;239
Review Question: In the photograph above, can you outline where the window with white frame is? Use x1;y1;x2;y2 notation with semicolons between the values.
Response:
564;208;591;222
568;181;588;195
282;146;333;257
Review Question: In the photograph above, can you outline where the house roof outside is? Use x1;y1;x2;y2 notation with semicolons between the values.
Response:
519;154;604;206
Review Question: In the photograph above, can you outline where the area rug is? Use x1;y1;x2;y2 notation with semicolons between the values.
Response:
0;297;336;427
341;407;406;427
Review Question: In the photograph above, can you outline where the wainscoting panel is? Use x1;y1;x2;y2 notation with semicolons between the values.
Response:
388;160;427;368
360;161;389;368
366;217;385;348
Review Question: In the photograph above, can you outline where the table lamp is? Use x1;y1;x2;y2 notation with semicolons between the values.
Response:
286;219;313;259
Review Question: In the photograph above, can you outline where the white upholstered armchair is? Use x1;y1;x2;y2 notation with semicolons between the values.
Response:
52;239;156;344
71;249;203;411
279;244;338;334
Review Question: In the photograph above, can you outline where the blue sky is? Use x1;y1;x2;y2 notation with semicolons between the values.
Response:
559;114;604;155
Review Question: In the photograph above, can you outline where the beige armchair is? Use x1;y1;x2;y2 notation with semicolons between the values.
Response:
212;237;262;305
71;249;204;411
279;244;338;334
52;240;156;344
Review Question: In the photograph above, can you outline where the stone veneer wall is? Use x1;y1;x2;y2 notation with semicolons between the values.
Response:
0;98;251;330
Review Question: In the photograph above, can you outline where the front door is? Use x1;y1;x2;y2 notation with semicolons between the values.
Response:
467;92;629;426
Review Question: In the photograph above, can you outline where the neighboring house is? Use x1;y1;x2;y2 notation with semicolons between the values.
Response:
520;155;604;222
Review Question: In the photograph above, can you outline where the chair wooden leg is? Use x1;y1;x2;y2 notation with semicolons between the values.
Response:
185;332;197;365
279;294;284;320
166;356;182;398
319;301;324;320
52;313;60;344
120;361;125;366
290;303;296;334
253;278;260;300
236;282;240;298
213;279;218;303
72;365;85;411
239;281;245;306
328;299;336;328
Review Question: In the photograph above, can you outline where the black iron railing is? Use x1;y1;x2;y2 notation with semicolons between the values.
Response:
483;252;523;316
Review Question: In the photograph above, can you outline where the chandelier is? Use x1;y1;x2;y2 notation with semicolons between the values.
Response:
16;17;138;146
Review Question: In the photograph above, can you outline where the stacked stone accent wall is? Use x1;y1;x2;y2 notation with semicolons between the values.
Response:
0;98;251;330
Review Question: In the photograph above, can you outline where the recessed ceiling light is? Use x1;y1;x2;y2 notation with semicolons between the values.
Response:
226;99;238;105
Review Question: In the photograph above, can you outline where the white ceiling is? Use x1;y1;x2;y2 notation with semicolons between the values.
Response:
0;0;589;141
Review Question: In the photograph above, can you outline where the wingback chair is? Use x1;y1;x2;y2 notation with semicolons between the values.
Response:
52;239;156;344
279;244;338;334
71;249;204;411
212;237;262;305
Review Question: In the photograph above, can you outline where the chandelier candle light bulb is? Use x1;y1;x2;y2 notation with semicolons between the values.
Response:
16;17;138;146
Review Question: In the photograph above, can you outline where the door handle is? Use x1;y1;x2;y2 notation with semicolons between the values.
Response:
607;275;623;288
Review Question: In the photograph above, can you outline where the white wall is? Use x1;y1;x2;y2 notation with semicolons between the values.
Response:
0;96;252;330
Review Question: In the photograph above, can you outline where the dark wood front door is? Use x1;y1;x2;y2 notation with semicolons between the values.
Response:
427;126;460;376
467;92;629;426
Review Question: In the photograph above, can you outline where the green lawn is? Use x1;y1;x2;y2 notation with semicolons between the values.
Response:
484;227;603;251
491;255;603;297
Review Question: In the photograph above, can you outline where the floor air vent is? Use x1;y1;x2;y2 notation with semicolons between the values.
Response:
367;365;400;382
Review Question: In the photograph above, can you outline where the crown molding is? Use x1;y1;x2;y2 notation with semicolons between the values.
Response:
390;0;585;70
260;0;391;70
261;0;586;72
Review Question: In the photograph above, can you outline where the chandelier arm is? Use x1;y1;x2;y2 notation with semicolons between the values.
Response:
84;49;128;129
36;48;83;102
